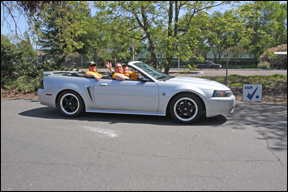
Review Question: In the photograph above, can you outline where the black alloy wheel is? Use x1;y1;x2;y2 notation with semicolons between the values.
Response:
57;90;84;117
169;93;203;124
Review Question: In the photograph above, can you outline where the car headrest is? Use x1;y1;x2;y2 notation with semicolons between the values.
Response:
108;71;115;78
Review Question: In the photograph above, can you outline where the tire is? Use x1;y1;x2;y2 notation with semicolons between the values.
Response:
215;66;219;70
169;93;203;124
57;90;85;117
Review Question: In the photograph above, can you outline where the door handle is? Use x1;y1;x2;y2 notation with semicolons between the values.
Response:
100;83;108;86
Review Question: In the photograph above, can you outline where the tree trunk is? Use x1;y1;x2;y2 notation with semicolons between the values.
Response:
253;53;257;65
164;1;174;75
140;5;157;68
165;56;173;74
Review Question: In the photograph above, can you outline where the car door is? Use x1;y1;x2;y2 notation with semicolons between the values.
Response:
93;79;159;114
207;62;213;68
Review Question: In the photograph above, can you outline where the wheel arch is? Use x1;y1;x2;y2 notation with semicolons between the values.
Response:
55;89;86;110
166;91;206;115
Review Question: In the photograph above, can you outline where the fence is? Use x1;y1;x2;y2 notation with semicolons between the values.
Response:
34;53;261;69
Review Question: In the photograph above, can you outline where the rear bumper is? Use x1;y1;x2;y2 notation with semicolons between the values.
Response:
205;95;236;117
37;89;56;108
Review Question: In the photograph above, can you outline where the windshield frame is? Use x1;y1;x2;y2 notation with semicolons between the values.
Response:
132;62;169;81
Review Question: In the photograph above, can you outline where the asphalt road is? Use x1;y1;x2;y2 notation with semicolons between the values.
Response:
1;98;287;191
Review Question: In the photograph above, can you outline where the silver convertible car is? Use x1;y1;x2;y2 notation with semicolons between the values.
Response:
38;61;235;124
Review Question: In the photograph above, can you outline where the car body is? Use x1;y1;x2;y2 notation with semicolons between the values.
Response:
37;61;235;124
196;61;222;69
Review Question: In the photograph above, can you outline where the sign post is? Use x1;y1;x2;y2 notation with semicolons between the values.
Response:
223;52;229;86
226;52;228;86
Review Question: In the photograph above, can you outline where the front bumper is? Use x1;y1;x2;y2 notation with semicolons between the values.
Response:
205;95;236;117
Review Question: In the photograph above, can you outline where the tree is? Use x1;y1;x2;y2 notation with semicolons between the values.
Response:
205;11;236;62
1;34;22;87
1;1;61;36
34;1;91;55
243;1;287;64
16;32;37;58
94;1;237;74
259;44;287;69
227;45;248;68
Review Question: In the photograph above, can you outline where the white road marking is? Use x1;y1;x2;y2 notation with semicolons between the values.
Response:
82;126;119;138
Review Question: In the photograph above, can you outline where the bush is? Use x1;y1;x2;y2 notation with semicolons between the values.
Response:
1;39;72;93
257;61;271;69
188;64;197;71
259;44;287;69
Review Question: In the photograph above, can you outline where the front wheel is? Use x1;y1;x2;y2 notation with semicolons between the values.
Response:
57;90;85;117
169;93;203;124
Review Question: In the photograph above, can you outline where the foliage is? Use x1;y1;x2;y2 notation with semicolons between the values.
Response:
198;74;287;88
205;9;248;63
16;32;37;57
94;1;241;74
1;35;24;87
1;1;61;36
33;1;91;55
257;61;271;69
188;64;197;71
2;1;287;73
1;34;72;93
243;1;287;64
259;44;287;69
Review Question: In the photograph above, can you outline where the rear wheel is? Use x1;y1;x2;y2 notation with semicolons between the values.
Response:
57;90;85;117
169;93;203;124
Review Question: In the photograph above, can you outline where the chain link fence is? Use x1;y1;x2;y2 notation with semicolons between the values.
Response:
34;53;264;69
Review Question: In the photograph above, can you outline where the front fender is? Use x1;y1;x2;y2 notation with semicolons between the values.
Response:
157;84;210;115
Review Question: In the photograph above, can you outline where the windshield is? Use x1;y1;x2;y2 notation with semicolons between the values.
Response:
134;62;169;80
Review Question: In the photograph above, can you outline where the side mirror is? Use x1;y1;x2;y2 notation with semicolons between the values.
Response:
137;76;149;82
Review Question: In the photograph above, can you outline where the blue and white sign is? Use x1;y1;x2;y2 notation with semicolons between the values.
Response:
243;84;262;102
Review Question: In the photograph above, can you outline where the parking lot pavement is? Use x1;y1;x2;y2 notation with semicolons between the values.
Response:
1;98;287;191
225;102;287;169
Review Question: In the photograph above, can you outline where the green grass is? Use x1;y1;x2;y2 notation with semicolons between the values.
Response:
197;74;287;88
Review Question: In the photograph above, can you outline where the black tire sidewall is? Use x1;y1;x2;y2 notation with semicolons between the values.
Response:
169;93;203;124
57;90;84;117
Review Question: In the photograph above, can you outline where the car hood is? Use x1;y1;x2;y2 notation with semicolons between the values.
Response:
165;76;230;90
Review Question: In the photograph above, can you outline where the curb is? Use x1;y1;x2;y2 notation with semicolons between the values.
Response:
169;71;204;75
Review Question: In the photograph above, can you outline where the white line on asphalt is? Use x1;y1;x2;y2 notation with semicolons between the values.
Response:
82;126;119;138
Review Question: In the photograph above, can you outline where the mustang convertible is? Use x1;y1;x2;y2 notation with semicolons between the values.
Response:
38;61;235;124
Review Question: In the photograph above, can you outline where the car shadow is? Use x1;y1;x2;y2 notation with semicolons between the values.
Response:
19;107;227;126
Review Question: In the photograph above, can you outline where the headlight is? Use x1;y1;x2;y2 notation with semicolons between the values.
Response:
213;90;232;97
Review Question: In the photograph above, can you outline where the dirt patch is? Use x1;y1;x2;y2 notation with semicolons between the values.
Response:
1;87;287;104
1;90;38;99
229;86;287;104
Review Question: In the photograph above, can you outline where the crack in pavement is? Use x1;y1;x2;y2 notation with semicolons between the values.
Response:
245;115;287;169
252;122;287;169
97;149;276;163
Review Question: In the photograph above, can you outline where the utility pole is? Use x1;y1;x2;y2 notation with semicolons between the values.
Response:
226;52;229;86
